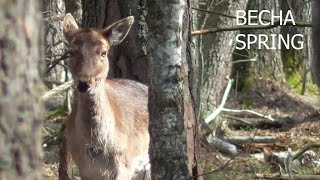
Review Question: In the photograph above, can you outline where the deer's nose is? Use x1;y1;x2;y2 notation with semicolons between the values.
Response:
77;81;90;93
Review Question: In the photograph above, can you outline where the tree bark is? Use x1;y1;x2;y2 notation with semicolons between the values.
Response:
197;0;248;121
0;1;43;179
43;0;66;82
312;0;320;86
65;0;82;24
146;0;201;179
281;0;313;95
234;0;285;91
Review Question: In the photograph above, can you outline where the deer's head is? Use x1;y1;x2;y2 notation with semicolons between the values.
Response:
63;14;134;93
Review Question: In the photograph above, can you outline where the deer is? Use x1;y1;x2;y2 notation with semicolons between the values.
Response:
62;13;150;180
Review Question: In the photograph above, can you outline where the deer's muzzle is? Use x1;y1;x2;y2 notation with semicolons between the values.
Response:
77;81;90;93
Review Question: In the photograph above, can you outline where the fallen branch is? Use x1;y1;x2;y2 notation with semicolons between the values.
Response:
42;80;74;101
206;133;238;156
292;143;320;161
224;115;278;126
223;136;277;145
255;173;320;180
222;108;274;122
205;78;275;124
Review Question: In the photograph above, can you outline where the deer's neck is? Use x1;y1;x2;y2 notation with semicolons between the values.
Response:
76;81;116;151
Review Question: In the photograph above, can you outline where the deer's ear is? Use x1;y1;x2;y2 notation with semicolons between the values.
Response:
63;13;79;41
103;16;134;46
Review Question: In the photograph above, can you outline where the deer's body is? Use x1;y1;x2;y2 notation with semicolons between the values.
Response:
63;14;149;180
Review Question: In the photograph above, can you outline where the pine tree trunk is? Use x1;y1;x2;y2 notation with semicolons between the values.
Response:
146;0;201;179
0;1;43;179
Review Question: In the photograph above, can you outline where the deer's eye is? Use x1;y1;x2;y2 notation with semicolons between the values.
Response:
100;51;107;58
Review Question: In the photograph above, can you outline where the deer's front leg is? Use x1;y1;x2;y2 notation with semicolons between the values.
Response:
58;124;73;180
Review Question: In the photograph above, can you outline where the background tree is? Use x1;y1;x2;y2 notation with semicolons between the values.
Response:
234;0;285;90
0;1;43;179
312;0;320;86
194;0;248;121
281;0;313;95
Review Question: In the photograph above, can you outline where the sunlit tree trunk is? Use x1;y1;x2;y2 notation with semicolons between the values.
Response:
0;1;43;179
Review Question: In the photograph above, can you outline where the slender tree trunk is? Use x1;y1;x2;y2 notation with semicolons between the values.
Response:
281;0;312;95
312;0;320;86
43;0;66;82
0;1;43;179
146;0;201;179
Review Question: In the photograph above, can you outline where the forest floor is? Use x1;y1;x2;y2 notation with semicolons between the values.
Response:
201;78;320;179
41;78;320;179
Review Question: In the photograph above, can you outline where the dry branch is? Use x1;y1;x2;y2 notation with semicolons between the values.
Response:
224;115;282;128
192;20;311;36
292;143;320;161
42;80;74;101
222;136;277;145
46;52;69;74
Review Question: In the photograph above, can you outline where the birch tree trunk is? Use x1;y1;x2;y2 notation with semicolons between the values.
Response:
146;0;201;179
0;1;43;179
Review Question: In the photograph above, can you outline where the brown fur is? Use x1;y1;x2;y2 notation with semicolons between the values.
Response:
63;14;149;180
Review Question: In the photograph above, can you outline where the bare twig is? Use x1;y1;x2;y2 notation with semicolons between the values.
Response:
192;20;311;36
191;7;236;19
46;52;69;74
